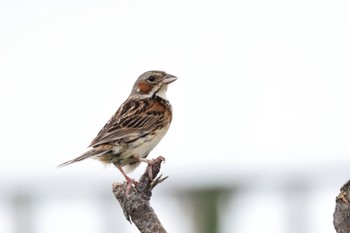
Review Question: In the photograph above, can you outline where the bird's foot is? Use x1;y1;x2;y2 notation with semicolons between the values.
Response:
139;156;165;179
125;175;138;196
116;165;138;196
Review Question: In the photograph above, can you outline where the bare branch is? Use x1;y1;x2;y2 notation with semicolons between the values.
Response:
112;157;168;233
334;179;350;233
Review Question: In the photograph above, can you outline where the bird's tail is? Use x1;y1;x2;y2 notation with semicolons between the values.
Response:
57;149;110;168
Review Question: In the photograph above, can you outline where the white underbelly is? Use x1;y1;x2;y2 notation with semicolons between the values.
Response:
124;126;170;159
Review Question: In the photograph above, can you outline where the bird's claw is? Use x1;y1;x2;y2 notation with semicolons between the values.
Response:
125;176;138;196
145;156;165;179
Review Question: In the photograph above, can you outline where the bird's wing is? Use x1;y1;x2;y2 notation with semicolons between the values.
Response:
89;98;169;147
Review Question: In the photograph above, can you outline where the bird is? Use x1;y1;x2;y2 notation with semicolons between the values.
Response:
58;70;177;191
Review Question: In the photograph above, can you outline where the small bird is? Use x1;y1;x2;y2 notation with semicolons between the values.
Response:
59;70;177;190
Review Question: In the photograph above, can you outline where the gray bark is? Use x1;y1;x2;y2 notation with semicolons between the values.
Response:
334;179;350;233
113;157;168;233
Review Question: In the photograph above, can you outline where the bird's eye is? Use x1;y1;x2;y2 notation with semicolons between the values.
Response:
147;76;156;83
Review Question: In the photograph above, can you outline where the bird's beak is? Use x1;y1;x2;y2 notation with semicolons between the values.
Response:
162;74;177;84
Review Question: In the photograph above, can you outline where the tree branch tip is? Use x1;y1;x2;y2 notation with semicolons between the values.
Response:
112;156;168;232
151;175;169;189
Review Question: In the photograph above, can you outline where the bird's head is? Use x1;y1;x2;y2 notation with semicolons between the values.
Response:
130;70;177;100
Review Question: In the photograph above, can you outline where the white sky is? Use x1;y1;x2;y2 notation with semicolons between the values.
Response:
1;0;350;176
1;1;350;233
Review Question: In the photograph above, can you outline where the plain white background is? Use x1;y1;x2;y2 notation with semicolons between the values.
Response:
1;0;350;232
